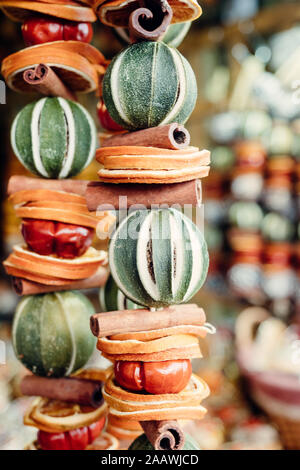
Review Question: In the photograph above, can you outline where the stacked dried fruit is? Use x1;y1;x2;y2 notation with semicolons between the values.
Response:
2;0;214;451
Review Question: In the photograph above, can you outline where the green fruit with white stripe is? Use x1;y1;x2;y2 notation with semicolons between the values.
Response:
12;291;96;377
103;41;197;131
114;22;191;48
99;275;141;312
109;209;209;309
11;97;97;179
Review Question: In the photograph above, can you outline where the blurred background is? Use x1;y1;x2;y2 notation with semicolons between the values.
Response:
1;0;300;450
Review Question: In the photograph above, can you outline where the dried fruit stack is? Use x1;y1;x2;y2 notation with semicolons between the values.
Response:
0;0;114;450
1;0;214;451
88;0;214;450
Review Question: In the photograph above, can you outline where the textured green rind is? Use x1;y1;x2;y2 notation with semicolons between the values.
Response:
109;211;155;307
103;42;197;131
68;101;96;177
171;209;193;303
172;54;197;125
10;97;96;179
181;213;209;300
39;98;67;178
151;210;173;304
128;433;201;450
12;102;36;175
162;22;191;47
13;296;44;376
109;209;209;309
100;274;120;311
99;275;141;311
12;291;96;377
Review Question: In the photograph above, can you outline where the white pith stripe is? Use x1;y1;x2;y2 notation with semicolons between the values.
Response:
99;286;107;312
170;212;185;297
117;289;126;310
57;98;75;179
183;220;203;301
160;48;187;125
136;212;160;301
31;98;48;177
109;213;143;304
148;42;157;127
75;101;97;170
55;293;76;376
12;296;31;357
110;48;131;125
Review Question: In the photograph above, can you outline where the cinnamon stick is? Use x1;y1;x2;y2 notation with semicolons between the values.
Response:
7;176;88;197
102;124;190;150
12;267;108;296
90;304;206;337
20;375;104;408
129;0;173;41
86;179;202;211
23;64;76;101
140;420;185;450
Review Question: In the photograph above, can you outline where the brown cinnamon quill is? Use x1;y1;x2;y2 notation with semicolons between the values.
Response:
20;375;104;408
86;179;202;211
129;0;173;41
23;64;76;101
140;420;185;450
102;123;190;150
90;304;206;338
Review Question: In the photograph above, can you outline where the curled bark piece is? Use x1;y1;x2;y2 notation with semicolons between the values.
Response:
23;64;76;101
7;175;88;196
140;420;185;450
90;304;206;337
86;179;202;210
102;123;190;150
12;267;108;296
129;0;173;41
20;375;104;408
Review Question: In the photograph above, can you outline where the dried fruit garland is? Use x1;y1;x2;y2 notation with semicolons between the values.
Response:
1;0;214;451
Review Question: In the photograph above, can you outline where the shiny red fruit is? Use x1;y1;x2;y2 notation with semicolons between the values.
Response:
21;17;93;47
114;359;192;395
22;17;63;46
55;223;94;259
21;219;94;259
63;21;93;43
37;417;106;451
22;219;55;256
97;98;124;132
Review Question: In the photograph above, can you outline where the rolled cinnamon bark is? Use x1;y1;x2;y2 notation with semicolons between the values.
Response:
12;267;108;296
140;420;185;450
102;124;190;150
129;0;173;41
23;64;77;101
90;304;206;337
86;179;202;211
7;176;88;196
20;375;104;408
